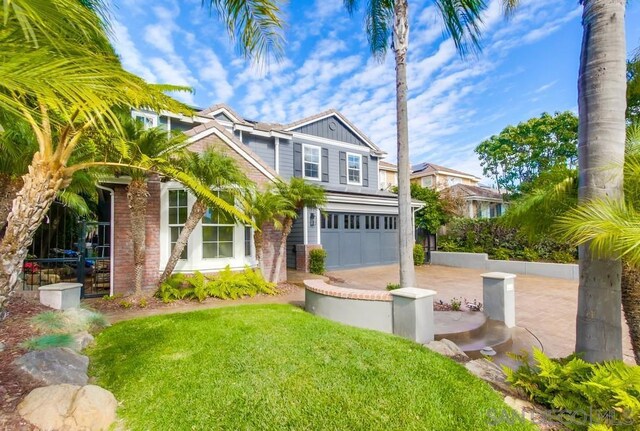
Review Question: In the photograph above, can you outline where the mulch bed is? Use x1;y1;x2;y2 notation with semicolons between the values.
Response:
87;282;301;314
0;296;48;430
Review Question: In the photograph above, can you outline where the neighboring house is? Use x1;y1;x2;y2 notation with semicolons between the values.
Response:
378;160;398;190
380;160;505;220
98;104;422;295
410;162;482;190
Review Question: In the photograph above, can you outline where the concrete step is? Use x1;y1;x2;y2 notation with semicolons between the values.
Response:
434;311;488;343
455;320;514;359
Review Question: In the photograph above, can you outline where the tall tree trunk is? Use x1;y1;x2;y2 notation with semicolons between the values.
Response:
393;0;415;288
254;229;265;275
158;199;207;285
621;263;640;364
575;0;626;362
127;178;149;294
0;153;67;314
270;217;292;284
0;174;23;238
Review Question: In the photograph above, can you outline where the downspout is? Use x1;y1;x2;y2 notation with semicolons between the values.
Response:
96;184;115;296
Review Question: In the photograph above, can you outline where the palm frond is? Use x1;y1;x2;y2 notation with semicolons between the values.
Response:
434;0;487;58
203;0;285;64
557;199;640;267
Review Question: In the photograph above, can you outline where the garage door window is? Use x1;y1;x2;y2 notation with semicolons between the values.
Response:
365;215;380;230
322;214;339;229
344;214;360;229
384;216;397;230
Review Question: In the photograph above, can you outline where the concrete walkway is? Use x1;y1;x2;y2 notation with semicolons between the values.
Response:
327;264;634;363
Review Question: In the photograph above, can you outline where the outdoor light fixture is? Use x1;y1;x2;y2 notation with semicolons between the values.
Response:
310;212;316;227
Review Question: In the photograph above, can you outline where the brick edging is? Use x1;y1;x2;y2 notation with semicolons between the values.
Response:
303;279;392;302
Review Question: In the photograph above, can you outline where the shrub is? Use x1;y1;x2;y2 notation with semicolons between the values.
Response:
413;244;425;265
119;300;133;309
492;247;511;261
504;348;640;431
550;250;577;264
31;311;66;332
155;267;276;302
386;283;401;291
309;249;327;275
20;333;74;350
450;297;462;311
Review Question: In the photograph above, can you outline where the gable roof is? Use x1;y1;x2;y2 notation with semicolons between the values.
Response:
184;119;279;182
379;161;397;171
284;109;385;156
197;103;248;124
410;162;480;181
445;184;503;201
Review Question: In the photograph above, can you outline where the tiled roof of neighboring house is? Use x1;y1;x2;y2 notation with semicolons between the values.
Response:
284;109;385;154
379;161;397;171
446;184;503;201
184;119;280;180
410;162;480;180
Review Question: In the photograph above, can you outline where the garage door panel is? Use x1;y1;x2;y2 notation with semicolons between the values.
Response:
362;232;382;264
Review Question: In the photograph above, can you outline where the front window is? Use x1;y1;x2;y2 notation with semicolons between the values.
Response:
421;176;433;188
132;111;158;129
303;145;320;180
347;153;362;184
244;226;252;257
202;192;235;259
168;190;188;259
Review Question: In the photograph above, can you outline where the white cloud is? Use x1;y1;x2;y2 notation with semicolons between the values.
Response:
110;20;157;82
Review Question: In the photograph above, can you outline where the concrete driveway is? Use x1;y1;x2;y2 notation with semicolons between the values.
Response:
327;264;634;363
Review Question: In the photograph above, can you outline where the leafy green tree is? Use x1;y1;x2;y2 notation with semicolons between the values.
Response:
407;184;455;234
158;149;253;285
343;0;489;289
475;112;578;195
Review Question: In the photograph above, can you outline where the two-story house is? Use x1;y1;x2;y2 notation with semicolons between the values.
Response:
379;161;505;220
102;104;421;294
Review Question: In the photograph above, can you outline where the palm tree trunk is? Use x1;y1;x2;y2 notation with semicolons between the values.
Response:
393;0;415;288
0;153;67;314
158;199;207;285
622;263;640;364
575;0;626;362
127;178;149;294
270;217;292;284
0;174;23;238
254;229;265;275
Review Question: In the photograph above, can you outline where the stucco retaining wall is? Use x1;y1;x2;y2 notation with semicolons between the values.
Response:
430;252;579;280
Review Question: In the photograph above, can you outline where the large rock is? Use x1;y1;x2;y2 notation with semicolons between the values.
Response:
18;384;118;431
465;358;515;394
425;339;469;361
17;384;79;430
504;395;537;422
71;331;95;352
15;347;89;386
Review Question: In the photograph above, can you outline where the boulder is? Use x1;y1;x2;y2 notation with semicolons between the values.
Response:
71;331;95;352
17;384;79;430
65;385;118;430
18;384;118;431
504;395;537;422
425;339;469;361
465;358;514;394
15;347;89;386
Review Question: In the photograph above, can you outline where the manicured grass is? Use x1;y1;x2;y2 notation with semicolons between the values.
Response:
88;304;533;430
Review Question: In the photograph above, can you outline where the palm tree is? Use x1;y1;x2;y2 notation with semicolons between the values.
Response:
343;0;487;288
241;188;295;279
271;178;326;283
159;149;253;284
0;0;283;313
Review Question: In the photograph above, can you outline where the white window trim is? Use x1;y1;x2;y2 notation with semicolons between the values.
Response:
131;110;158;129
159;182;256;273
346;152;363;186
302;144;321;181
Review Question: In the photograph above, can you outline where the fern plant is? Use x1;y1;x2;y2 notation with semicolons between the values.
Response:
504;348;640;430
156;273;188;303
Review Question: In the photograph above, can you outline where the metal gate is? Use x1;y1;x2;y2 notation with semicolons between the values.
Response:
21;193;112;298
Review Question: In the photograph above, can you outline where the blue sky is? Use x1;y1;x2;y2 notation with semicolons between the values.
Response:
112;0;640;180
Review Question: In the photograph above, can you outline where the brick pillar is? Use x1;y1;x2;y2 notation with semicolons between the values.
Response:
295;244;323;273
260;222;287;284
143;177;161;290
112;185;133;295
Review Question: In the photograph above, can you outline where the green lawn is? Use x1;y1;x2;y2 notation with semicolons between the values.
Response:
88;304;533;430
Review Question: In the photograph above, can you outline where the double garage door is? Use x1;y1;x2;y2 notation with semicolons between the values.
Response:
321;212;399;270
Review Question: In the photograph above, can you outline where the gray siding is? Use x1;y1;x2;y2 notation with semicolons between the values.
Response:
243;135;275;168
286;211;304;268
292;116;368;147
307;208;318;245
278;139;294;178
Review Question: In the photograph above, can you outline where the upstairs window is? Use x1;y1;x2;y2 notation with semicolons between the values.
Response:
421;176;433;188
347;153;362;185
303;145;321;180
132;110;158;129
